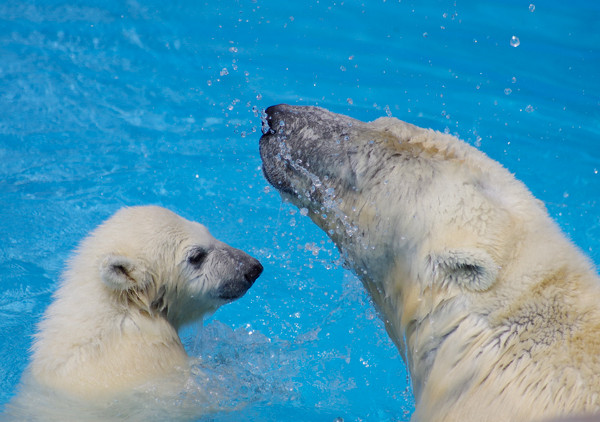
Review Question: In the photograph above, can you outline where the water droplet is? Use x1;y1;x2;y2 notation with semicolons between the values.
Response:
529;3;535;12
300;208;308;216
525;104;534;113
220;67;229;76
422;32;428;38
510;36;520;47
346;98;353;105
511;76;517;84
504;88;512;95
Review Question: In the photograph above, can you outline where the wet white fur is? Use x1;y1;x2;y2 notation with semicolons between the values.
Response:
262;107;600;422
27;206;244;399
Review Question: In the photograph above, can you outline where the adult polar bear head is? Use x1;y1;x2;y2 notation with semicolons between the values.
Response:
260;104;600;422
29;206;262;399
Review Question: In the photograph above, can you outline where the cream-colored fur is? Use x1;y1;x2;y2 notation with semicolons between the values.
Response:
260;104;600;422
25;206;262;400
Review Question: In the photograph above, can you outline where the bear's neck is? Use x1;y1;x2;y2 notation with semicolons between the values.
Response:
395;282;471;400
30;280;188;398
359;260;487;399
398;263;600;422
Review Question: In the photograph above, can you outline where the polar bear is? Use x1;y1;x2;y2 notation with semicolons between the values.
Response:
260;104;600;422
22;206;262;400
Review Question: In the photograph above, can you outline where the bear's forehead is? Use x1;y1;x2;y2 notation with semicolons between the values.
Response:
92;207;217;253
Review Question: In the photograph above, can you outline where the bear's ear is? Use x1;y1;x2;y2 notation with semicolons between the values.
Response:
100;254;149;291
430;249;498;292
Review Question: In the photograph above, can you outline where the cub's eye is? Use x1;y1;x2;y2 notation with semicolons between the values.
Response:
187;248;209;267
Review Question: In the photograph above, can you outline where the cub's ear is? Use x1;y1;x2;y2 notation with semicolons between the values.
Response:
100;254;150;291
431;249;498;292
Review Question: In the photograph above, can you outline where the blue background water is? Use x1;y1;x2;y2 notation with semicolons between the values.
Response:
0;0;598;420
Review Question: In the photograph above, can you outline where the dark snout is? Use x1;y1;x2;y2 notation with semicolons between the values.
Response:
218;249;263;301
259;104;361;195
259;104;306;194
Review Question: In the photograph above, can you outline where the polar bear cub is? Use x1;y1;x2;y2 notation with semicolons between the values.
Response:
27;206;262;399
260;104;600;422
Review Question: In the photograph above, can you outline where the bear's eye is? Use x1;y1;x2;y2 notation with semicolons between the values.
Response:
188;248;209;267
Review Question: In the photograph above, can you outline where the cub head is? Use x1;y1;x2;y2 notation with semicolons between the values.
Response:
76;206;262;329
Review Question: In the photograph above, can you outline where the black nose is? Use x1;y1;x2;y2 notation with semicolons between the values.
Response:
245;260;263;285
217;257;263;301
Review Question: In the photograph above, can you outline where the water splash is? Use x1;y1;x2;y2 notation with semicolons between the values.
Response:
271;131;366;254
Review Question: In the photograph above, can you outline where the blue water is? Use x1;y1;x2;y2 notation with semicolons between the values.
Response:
0;0;598;420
